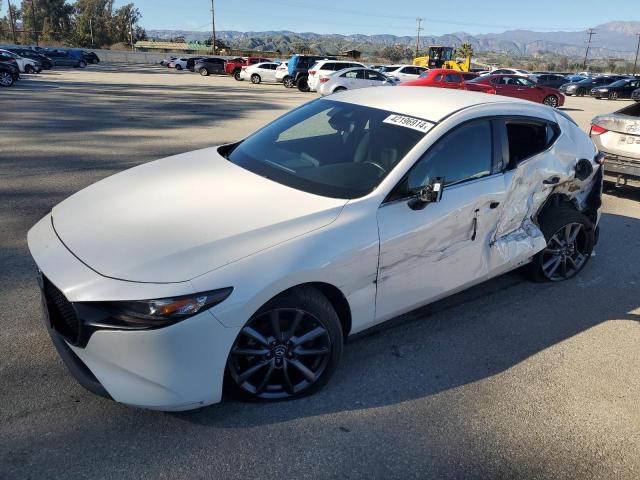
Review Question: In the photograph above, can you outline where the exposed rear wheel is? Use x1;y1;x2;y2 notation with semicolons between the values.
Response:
531;206;594;282
283;76;295;88
251;73;261;84
297;76;310;92
543;95;558;108
227;287;343;400
0;71;14;87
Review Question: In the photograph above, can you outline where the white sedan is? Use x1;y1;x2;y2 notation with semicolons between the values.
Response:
318;67;396;95
28;88;603;411
239;62;280;84
379;64;427;82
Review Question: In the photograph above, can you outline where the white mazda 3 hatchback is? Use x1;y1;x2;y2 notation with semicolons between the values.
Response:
28;88;603;411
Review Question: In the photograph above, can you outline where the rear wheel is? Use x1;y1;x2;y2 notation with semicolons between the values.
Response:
333;86;347;93
78;60;87;68
251;73;261;84
576;87;585;97
227;287;343;401
543;95;558;108
0;71;14;87
283;76;295;88
199;67;210;76
233;69;242;81
531;206;594;282
175;64;182;71
24;64;34;74
297;76;310;92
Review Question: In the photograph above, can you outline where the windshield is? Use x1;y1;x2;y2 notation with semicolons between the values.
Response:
607;80;627;88
224;99;429;199
379;66;399;73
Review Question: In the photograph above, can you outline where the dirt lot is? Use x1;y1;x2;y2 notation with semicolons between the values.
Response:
1;65;639;479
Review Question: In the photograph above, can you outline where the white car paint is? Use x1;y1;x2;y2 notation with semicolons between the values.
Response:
239;62;280;83
379;64;427;82
307;60;366;91
275;62;288;82
317;67;395;96
0;48;39;73
169;57;190;69
28;88;601;411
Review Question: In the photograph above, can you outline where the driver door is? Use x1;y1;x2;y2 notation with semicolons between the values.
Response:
375;119;508;321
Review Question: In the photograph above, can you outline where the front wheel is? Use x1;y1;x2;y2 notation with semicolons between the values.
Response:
576;88;585;97
531;206;594;282
78;60;87;68
227;287;343;400
174;64;182;71
199;67;210;76
251;73;261;84
283;76;295;88
543;95;558;108
609;92;618;101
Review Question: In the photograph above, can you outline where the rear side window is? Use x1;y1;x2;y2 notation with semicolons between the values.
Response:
444;73;459;82
408;120;493;189
505;120;559;166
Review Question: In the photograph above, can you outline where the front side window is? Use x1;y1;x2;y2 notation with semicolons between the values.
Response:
224;100;428;199
407;120;493;190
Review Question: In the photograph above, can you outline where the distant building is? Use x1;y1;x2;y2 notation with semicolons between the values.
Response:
342;49;361;60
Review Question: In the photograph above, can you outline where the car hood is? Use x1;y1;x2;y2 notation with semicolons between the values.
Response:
52;147;348;283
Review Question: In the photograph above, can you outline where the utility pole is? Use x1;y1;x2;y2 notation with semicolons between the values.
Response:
415;18;424;58
89;18;94;47
211;0;217;54
6;0;17;44
129;9;134;51
633;33;640;75
30;0;39;46
583;28;596;70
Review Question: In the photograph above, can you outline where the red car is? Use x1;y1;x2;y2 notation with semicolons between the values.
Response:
466;74;565;108
224;57;271;81
400;68;478;89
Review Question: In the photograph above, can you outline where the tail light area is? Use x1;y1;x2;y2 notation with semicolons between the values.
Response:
319;77;330;84
590;124;608;136
308;70;316;76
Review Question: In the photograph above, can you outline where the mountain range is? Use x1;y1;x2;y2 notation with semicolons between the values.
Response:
148;21;640;60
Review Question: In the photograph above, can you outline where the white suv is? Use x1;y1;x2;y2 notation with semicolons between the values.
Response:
275;62;288;83
308;60;366;91
379;65;427;82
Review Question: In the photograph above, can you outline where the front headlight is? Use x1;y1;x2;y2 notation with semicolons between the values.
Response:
95;288;233;326
599;88;608;92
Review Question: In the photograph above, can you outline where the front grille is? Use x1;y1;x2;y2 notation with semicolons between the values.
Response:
43;277;81;345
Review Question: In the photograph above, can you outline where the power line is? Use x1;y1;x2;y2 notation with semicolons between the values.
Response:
415;18;424;57
583;28;596;70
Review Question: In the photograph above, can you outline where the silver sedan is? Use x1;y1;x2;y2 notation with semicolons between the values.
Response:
318;67;396;96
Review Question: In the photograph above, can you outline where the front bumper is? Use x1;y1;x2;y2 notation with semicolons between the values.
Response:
28;215;241;411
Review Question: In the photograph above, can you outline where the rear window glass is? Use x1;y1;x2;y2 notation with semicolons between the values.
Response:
506;121;559;166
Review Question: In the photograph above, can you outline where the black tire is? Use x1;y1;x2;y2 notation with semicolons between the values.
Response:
24;64;34;74
543;95;558;108
609;92;618;101
78;60;87;68
0;71;14;87
576;88;585;97
530;205;595;282
227;286;343;401
333;86;347;94
283;76;295;88
297;76;310;92
175;64;182;71
251;73;261;84
199;67;209;76
233;69;242;81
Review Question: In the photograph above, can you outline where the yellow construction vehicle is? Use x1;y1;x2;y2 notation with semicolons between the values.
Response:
413;46;471;72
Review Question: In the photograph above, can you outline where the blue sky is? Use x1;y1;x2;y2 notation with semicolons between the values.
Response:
1;1;631;36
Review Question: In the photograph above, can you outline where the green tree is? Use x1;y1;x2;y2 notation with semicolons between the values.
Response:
454;42;473;60
380;44;412;63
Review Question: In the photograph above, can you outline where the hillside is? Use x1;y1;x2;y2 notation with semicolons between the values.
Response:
148;21;640;60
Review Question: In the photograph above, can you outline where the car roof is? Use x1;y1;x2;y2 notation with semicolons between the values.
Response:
330;86;534;123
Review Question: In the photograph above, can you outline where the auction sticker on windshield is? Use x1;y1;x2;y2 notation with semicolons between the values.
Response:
383;114;433;133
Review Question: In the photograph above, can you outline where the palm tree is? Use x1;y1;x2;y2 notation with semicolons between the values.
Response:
454;43;474;60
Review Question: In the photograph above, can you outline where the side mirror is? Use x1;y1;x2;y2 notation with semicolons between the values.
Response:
408;177;444;210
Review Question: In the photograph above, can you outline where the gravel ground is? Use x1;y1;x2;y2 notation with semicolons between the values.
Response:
1;64;638;480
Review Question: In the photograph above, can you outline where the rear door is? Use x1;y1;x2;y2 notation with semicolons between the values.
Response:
443;72;463;89
492;76;519;97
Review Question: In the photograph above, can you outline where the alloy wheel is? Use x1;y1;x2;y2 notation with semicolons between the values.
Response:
228;308;332;399
0;72;13;86
543;95;558;108
541;222;589;281
609;92;618;101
